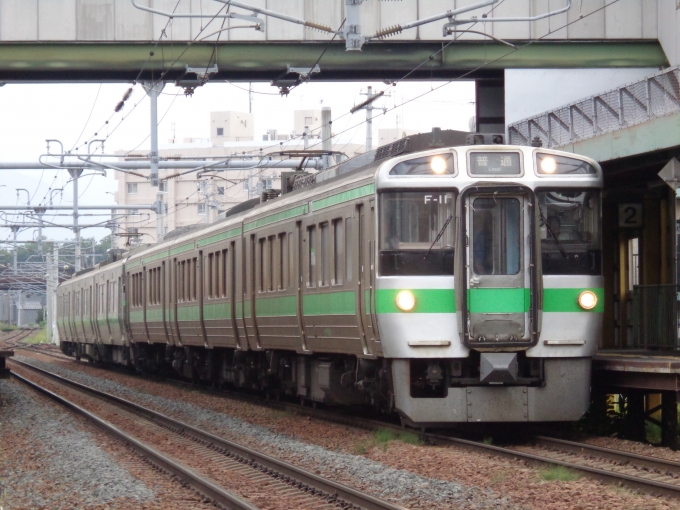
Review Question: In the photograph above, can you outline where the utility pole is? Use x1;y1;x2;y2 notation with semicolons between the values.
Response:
144;81;165;188
68;168;83;272
36;207;45;255
351;88;385;153
249;83;253;113
52;244;59;345
321;106;332;168
10;225;19;273
364;86;375;152
46;251;53;343
145;81;165;242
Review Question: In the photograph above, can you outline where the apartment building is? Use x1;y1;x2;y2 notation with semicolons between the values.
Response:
113;110;367;247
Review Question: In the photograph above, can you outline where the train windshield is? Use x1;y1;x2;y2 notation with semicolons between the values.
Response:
379;191;455;276
537;190;601;275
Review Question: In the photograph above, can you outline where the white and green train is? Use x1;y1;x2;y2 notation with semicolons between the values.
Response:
56;134;603;426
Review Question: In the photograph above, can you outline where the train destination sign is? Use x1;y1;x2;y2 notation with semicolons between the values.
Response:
469;152;521;176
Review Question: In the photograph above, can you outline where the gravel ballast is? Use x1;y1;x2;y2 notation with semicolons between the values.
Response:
0;377;155;509
14;355;509;509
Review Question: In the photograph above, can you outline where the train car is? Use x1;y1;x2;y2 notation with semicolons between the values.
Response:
57;136;603;426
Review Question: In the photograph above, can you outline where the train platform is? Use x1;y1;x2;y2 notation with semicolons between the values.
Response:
593;350;680;449
0;349;14;379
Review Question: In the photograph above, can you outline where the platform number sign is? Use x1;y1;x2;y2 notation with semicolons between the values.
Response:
618;203;643;228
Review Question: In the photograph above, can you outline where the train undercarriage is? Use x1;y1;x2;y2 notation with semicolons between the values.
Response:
60;340;591;425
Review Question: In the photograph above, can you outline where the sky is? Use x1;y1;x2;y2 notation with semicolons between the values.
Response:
0;79;475;245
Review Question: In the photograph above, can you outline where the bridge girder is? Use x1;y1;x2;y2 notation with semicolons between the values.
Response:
0;41;666;83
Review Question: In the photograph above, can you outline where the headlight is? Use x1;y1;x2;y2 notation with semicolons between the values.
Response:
578;290;598;310
540;156;557;173
395;290;416;312
430;156;447;174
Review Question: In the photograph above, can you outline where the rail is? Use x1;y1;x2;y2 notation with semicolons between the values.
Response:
10;358;405;510
508;66;680;149
630;284;680;349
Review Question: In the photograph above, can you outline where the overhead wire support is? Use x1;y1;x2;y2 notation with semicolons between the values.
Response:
131;0;334;34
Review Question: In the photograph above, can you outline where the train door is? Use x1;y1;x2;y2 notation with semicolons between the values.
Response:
171;259;182;345
356;202;375;356
161;261;170;343
245;234;261;349
197;251;208;347
465;191;534;345
93;283;101;341
235;236;248;350
294;222;309;352
228;241;241;347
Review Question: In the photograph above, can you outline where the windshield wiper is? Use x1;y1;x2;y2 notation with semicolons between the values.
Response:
424;215;453;259
539;208;568;258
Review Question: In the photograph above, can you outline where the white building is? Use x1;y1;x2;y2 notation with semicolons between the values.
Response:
113;110;366;247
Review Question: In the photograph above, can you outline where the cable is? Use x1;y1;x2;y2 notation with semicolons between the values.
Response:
70;84;103;152
124;90;182;155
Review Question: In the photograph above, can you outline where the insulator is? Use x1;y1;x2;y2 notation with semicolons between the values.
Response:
122;87;133;101
114;101;124;113
304;21;334;33
374;25;403;39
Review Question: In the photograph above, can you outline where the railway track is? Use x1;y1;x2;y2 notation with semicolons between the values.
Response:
18;351;680;499
0;328;35;348
8;358;406;510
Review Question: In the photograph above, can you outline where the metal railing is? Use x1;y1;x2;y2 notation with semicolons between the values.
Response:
630;284;680;350
508;66;680;149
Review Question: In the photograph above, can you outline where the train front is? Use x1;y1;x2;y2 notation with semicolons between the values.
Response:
375;146;603;426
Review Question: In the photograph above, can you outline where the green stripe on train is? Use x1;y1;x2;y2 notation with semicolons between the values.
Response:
177;306;200;322
244;205;308;232
170;242;195;256
127;287;603;323
375;289;456;314
256;295;297;317
197;226;242;248
468;288;529;314
544;287;604;313
311;183;375;211
146;308;163;322
204;302;231;320
303;291;355;316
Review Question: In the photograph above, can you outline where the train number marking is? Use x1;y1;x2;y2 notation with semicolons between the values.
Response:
618;203;642;228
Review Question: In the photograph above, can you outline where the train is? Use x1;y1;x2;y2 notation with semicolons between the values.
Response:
56;130;603;426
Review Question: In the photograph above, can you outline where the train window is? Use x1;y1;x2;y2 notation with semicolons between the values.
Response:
389;153;454;176
469;152;521;176
221;249;228;297
345;218;353;282
288;232;295;289
379;191;455;276
183;262;187;302
207;253;214;299
278;233;286;291
176;262;182;302
320;223;330;286
192;258;198;301
258;238;266;292
268;236;275;292
308;226;316;288
537;190;602;275
217;251;223;298
471;197;521;275
333;219;344;285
